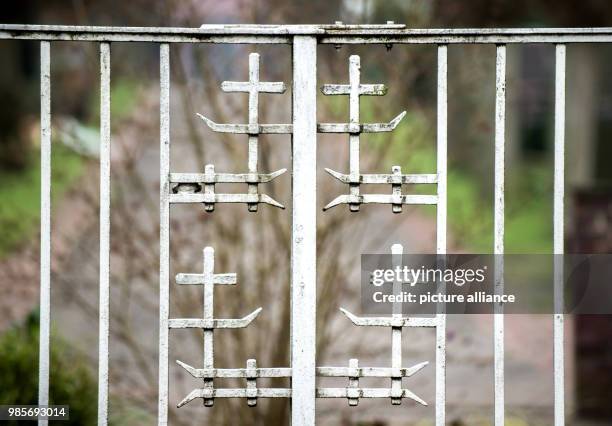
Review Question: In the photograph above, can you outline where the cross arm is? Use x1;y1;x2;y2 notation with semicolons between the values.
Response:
197;113;292;134
175;272;237;285
221;81;286;93
321;83;387;96
317;110;406;133
339;308;438;327
168;307;262;329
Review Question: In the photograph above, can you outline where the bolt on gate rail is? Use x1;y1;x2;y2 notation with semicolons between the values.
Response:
1;21;602;425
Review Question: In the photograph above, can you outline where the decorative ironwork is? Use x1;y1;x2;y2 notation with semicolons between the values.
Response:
316;244;432;406
7;21;578;426
172;52;288;212
320;55;440;213
170;247;290;407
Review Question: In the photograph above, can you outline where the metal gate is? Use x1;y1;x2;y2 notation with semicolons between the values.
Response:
1;22;593;425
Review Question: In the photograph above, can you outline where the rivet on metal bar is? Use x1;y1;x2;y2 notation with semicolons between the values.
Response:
319;55;438;212
189;52;289;212
316;244;430;406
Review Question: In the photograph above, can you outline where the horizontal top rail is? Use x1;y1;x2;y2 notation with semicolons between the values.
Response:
2;24;612;43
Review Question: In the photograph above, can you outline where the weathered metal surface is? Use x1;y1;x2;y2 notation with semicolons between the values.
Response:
340;308;437;328
435;44;448;426
168;311;262;329
198;114;292;134
317;364;429;378
493;44;506;426
553;43;566;426
169;162;286;211
98;41;111;426
291;35;318;426
176;362;291;379
38;40;51;426
325;169;437;184
4;24;612;44
170;169;286;184
391;244;404;404
169;191;284;208
316;112;405;133
323;193;438;211
158;43;170;426
176;359;292;407
177;388;292;408
316;387;427;405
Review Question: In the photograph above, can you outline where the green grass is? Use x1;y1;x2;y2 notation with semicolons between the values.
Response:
0;143;84;257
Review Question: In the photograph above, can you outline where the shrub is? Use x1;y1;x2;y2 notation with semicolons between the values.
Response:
0;311;97;425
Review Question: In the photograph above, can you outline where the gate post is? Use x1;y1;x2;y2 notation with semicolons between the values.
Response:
291;35;317;426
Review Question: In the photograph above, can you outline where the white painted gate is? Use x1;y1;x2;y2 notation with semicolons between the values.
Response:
0;22;582;425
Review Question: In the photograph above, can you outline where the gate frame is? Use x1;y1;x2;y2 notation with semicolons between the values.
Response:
0;22;583;426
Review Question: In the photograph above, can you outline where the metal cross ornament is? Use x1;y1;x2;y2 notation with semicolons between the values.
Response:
316;244;430;406
320;55;439;213
170;247;292;407
171;53;289;212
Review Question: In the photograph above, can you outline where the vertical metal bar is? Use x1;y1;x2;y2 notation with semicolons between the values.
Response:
158;43;170;426
247;53;259;212
348;358;359;406
553;43;566;426
291;35;317;426
493;44;506;426
98;41;111;426
246;358;257;407
38;40;51;426
435;44;448;426
202;247;215;406
391;244;402;405
348;55;360;211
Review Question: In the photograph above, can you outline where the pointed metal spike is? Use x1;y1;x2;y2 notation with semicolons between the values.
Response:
324;168;349;183
239;307;263;326
389;110;406;130
339;307;364;325
323;195;349;211
403;388;428;406
177;389;201;408
266;168;287;181
196;113;223;131
404;361;429;377
176;360;200;378
260;194;285;209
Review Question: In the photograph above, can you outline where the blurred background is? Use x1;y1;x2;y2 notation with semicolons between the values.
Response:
1;1;611;425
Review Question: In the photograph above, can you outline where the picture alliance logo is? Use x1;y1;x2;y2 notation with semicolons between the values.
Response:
370;265;488;287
